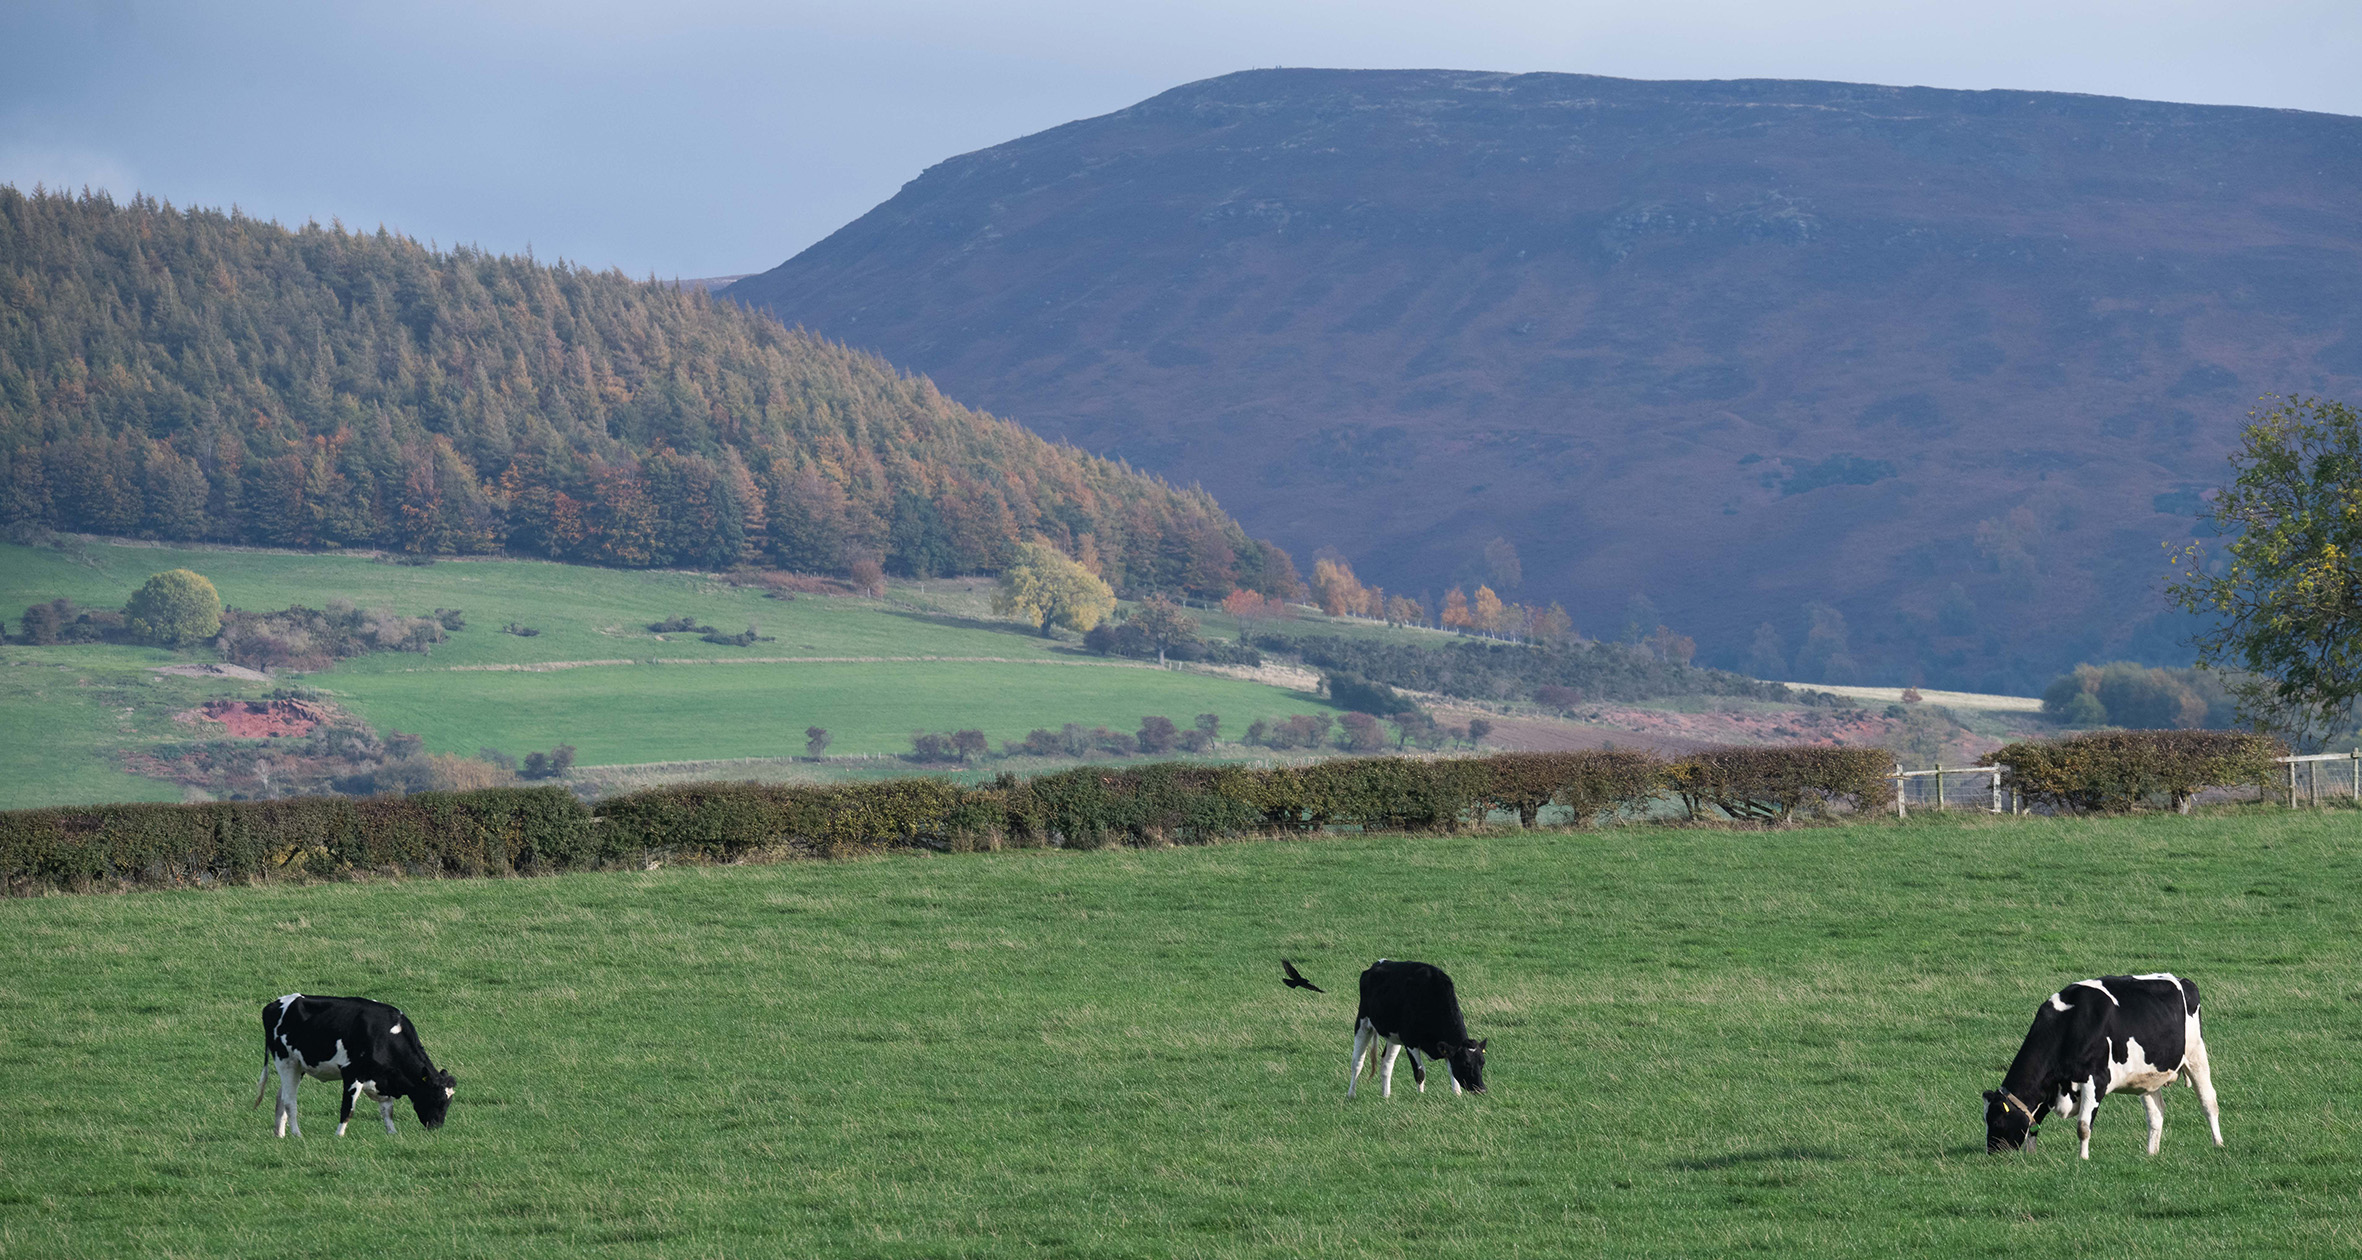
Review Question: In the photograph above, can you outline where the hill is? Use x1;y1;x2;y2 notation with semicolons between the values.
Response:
0;187;1296;598
726;68;2362;692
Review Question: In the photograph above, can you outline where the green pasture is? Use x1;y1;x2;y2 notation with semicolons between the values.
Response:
0;540;1340;805
333;659;1329;763
4;810;2360;1257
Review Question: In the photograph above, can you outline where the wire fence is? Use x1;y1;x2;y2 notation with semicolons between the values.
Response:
1887;751;2362;815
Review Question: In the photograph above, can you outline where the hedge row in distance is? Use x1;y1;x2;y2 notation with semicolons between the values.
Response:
0;747;1903;894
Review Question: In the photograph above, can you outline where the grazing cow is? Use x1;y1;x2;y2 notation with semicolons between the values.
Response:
1984;973;2222;1159
1348;959;1487;1098
252;994;455;1137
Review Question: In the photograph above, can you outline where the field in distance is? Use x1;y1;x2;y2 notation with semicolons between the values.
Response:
2;810;2354;1257
0;538;1344;809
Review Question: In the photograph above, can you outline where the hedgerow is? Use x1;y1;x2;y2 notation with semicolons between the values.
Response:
1982;730;2286;813
10;737;2286;894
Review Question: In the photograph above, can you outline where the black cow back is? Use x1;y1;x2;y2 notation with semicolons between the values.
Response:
1355;960;1471;1058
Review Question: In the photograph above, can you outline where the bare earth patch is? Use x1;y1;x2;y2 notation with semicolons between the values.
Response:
174;698;336;738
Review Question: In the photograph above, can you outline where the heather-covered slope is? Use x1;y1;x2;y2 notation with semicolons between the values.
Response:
0;188;1295;597
729;69;2362;691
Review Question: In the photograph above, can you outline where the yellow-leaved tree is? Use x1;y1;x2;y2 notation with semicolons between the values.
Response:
994;540;1116;637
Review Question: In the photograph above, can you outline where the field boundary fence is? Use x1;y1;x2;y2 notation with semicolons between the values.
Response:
1890;750;2362;815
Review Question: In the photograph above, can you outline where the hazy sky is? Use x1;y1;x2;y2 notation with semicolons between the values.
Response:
5;1;2357;278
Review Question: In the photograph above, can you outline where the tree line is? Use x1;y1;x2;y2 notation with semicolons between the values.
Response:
0;188;1300;599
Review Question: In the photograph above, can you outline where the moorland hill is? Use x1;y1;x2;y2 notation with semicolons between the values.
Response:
0;188;1296;597
729;68;2362;691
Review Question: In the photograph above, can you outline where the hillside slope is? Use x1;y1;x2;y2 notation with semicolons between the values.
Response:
0;188;1295;597
727;68;2362;691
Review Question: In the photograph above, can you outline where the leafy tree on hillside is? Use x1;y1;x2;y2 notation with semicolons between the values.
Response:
2168;395;2362;741
1129;595;1199;665
806;726;832;757
122;569;222;647
1311;557;1371;617
993;541;1115;636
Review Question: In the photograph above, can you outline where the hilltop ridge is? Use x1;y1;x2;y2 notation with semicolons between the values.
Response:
729;68;2362;690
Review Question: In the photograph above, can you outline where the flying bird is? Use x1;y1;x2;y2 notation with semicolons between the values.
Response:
1281;960;1325;993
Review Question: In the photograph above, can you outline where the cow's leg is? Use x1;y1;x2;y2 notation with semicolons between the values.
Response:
1449;1066;1464;1097
1380;1042;1402;1098
275;1059;303;1137
1348;1021;1371;1098
2185;1038;2225;1146
380;1096;398;1135
2141;1091;2165;1154
2076;1078;2100;1160
337;1076;360;1137
1404;1048;1426;1093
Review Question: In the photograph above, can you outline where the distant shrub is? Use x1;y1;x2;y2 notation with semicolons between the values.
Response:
805;726;832;757
14;598;123;645
435;608;466;631
502;622;541;637
2040;662;2233;730
123;570;224;646
649;615;715;635
1138;716;1180;755
216;602;448;672
1984;730;2284;813
1324;671;1411;716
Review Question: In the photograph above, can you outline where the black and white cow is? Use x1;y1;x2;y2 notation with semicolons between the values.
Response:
1984;973;2222;1159
252;994;455;1137
1348;959;1487;1098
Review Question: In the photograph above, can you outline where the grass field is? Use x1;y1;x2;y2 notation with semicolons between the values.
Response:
4;809;2359;1257
0;539;1345;807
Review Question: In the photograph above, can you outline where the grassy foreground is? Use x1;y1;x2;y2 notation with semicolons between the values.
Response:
4;811;2360;1257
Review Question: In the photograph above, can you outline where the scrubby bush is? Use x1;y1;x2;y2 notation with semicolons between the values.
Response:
216;601;448;672
1984;730;2284;813
1324;671;1411;716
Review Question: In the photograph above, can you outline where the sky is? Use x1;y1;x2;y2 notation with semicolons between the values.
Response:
4;0;2358;279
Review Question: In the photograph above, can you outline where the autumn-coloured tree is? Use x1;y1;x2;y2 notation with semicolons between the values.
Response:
848;555;888;598
1530;602;1574;644
1471;585;1507;635
1650;624;1698;665
1441;586;1472;632
993;540;1116;636
1311;557;1372;618
1386;594;1425;627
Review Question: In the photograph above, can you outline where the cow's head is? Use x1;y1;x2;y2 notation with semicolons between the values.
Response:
1983;1089;2039;1153
411;1068;456;1129
1447;1039;1488;1094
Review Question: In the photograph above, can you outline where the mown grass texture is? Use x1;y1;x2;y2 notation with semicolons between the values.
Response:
4;810;2360;1257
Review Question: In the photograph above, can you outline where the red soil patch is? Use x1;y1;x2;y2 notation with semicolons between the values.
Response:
176;698;334;738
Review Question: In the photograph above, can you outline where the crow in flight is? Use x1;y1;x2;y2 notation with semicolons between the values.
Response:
1281;960;1325;993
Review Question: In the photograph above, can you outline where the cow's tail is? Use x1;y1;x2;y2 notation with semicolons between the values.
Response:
251;1057;272;1109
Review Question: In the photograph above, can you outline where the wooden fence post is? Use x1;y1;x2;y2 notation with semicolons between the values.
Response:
1989;768;2004;814
1894;764;1907;819
1934;765;1946;811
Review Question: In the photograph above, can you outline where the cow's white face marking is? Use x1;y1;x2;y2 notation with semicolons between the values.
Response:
390;1024;400;1034
444;1086;456;1099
